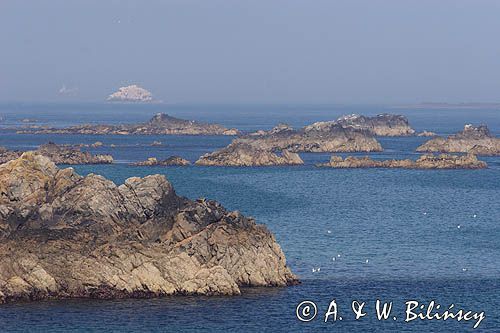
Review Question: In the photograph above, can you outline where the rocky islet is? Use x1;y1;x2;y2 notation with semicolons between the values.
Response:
417;124;500;156
317;153;487;169
0;153;298;303
0;142;113;165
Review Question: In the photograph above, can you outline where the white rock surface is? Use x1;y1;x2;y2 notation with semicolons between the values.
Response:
107;85;153;102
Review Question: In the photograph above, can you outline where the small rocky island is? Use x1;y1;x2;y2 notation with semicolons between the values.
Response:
17;113;240;136
317;153;487;169
195;119;382;166
107;85;154;103
0;142;113;165
417;124;500;156
237;122;382;153
306;113;415;136
133;156;191;166
0;153;297;303
196;142;304;166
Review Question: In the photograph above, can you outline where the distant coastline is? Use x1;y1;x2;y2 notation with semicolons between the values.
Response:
394;102;500;110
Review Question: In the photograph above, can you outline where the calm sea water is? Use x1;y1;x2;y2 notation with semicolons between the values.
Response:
0;103;499;332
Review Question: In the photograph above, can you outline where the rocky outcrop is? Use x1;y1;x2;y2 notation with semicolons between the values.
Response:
317;153;487;169
0;143;113;165
0;153;297;303
195;142;303;166
107;85;153;102
241;123;382;153
196;120;382;166
17;113;240;136
417;124;500;156
306;114;415;136
133;156;191;166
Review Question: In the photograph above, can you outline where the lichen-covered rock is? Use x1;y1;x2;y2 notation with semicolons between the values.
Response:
417;124;500;156
317;153;487;169
133;156;191;166
0;142;113;165
0;153;297;303
195;142;303;166
17;113;240;136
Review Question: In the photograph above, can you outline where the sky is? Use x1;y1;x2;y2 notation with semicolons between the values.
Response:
0;0;499;104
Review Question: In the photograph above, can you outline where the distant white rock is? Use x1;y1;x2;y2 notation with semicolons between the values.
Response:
107;85;153;102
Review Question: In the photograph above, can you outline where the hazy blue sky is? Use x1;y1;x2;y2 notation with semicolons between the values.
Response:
1;0;499;104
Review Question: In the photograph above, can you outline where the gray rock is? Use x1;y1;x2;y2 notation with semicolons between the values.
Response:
195;142;304;166
417;124;500;156
306;114;415;136
0;153;297;303
0;142;113;165
17;113;240;136
317;153;487;169
133;156;191;166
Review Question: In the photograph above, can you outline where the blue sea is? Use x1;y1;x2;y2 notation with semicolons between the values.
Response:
0;103;499;332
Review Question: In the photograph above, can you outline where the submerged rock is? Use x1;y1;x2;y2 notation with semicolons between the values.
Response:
306;114;415;136
17;113;240;136
317;153;487;169
133;156;191;166
417;124;500;156
195;142;304;166
0;142;113;165
0;153;297;303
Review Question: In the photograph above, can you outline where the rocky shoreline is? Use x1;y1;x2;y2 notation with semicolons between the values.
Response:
417;124;500;156
16;113;240;136
317;153;487;169
0;153;298;303
0;142;113;165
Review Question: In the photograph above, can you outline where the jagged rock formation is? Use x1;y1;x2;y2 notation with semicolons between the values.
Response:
195;142;303;167
317;154;487;169
0;143;113;165
16;113;240;136
133;156;191;166
417;124;500;156
107;85;153;102
0;153;297;303
241;123;382;153
305;114;415;136
197;120;382;166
